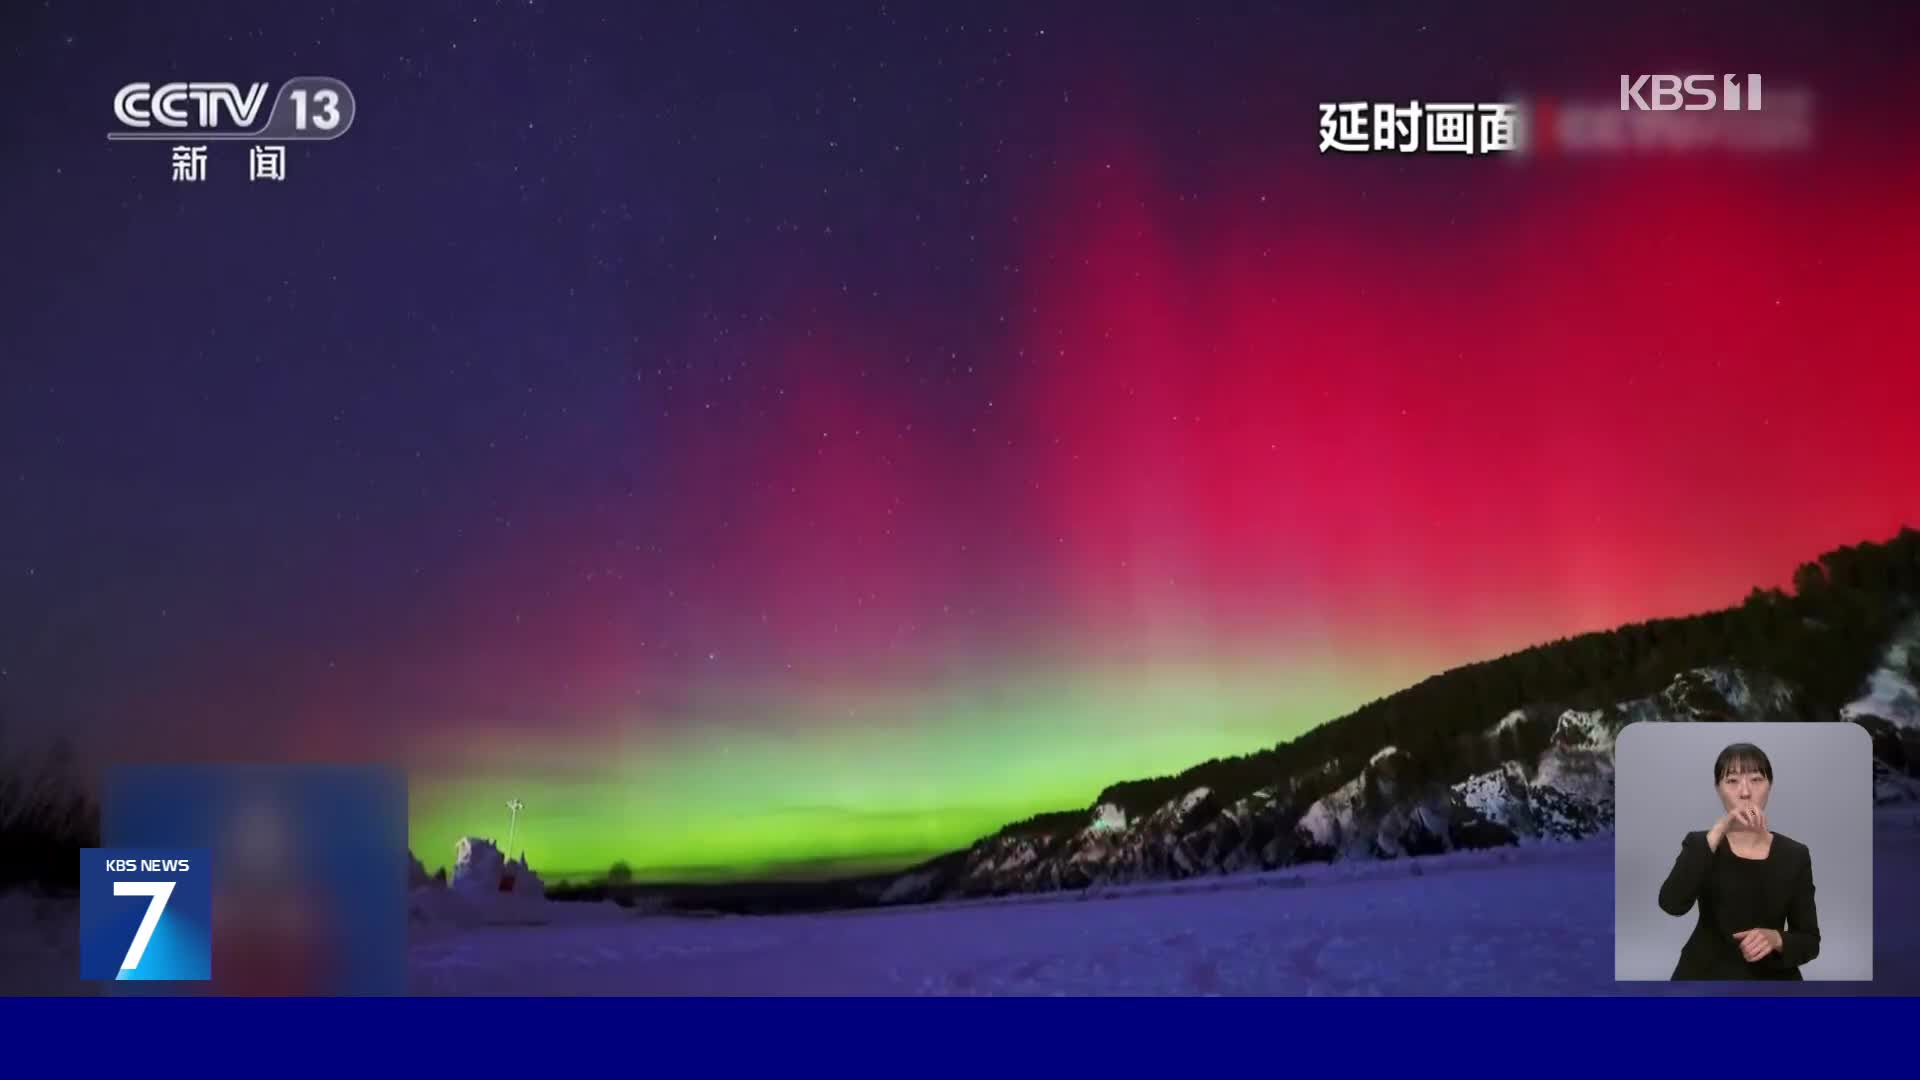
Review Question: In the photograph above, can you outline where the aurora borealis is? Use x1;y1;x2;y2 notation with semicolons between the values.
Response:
4;5;1919;880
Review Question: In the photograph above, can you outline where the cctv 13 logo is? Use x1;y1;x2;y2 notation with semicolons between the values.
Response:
80;848;212;981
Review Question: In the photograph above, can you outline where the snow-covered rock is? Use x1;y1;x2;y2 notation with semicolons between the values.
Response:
1453;763;1534;829
1661;666;1799;722
1551;709;1612;750
1087;802;1127;833
1842;614;1920;731
1176;786;1212;817
879;868;940;905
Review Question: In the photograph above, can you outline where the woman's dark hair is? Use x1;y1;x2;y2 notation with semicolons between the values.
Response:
1714;742;1773;784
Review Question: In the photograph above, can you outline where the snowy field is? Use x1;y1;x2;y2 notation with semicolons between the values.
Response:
409;808;1920;996
7;809;1913;995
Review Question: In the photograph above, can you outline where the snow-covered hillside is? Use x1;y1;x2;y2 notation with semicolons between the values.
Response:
884;661;1903;904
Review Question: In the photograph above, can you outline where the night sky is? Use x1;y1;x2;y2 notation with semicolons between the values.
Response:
3;3;1917;880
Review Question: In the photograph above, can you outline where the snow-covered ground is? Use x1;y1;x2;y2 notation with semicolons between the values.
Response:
408;807;1920;996
0;891;91;996
8;809;1913;995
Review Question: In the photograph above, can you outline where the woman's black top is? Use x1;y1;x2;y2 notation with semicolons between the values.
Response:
1657;829;1819;980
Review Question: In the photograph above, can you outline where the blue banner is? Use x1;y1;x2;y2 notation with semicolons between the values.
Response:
0;997;1911;1074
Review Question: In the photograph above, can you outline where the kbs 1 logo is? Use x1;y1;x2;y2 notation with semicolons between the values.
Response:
80;849;212;981
1620;74;1763;111
108;76;357;183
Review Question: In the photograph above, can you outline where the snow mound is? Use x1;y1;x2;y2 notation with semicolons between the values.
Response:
410;837;554;928
450;836;546;900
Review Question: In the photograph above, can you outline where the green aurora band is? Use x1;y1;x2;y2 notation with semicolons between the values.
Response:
406;651;1428;882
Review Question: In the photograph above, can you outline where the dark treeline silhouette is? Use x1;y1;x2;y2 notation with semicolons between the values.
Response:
995;528;1920;833
0;732;100;894
548;872;906;914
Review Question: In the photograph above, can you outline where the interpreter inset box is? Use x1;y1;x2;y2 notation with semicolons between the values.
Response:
1613;722;1871;981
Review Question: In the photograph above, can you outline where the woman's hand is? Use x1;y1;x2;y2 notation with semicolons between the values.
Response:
1709;806;1766;849
1733;928;1783;962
